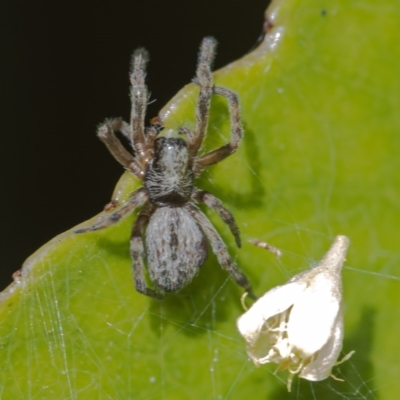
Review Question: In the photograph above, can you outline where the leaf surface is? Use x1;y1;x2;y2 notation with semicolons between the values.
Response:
1;0;399;398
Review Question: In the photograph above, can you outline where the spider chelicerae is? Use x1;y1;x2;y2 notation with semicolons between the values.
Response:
76;37;255;299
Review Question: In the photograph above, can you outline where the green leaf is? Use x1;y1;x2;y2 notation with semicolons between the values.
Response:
1;0;399;398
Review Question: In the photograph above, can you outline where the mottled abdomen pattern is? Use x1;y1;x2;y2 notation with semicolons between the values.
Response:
146;207;208;292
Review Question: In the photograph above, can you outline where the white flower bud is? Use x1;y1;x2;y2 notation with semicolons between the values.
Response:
237;235;353;391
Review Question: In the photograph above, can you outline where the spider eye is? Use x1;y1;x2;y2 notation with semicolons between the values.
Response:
154;125;164;134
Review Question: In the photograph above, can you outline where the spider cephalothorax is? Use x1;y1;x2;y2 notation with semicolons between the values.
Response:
76;37;255;299
144;137;194;206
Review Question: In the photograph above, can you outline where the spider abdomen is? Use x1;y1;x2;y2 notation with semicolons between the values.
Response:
145;206;208;292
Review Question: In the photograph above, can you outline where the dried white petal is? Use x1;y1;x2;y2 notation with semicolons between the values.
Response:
300;313;344;381
237;235;352;391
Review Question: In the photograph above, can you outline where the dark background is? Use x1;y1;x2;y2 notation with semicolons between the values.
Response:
1;0;270;290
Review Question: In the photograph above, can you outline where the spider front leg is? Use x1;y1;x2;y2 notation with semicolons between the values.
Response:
192;189;241;248
194;86;243;173
97;118;144;179
130;206;162;299
187;204;256;299
74;187;148;233
129;48;153;163
189;37;217;157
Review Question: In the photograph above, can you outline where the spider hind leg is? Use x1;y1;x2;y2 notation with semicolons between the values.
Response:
131;205;163;299
187;203;256;299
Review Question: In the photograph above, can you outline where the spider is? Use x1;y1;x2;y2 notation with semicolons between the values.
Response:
75;37;255;299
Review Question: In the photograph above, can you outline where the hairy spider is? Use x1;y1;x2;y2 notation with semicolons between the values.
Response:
76;37;255;299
